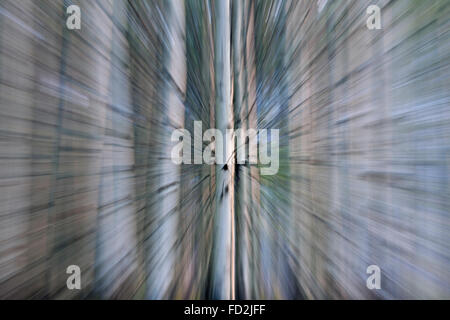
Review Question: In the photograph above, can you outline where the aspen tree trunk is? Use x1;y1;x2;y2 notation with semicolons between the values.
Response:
245;0;259;298
146;0;186;299
127;1;163;298
212;0;234;300
94;0;140;298
232;0;251;299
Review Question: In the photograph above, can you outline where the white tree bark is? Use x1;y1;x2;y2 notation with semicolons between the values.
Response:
146;0;186;299
212;0;234;300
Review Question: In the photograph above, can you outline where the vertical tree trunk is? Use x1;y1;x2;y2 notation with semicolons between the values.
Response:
246;1;261;298
94;0;139;298
212;0;234;300
232;0;252;299
146;0;186;299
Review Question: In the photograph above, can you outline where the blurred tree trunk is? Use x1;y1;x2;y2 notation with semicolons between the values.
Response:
243;1;261;298
233;0;254;299
94;0;139;298
127;0;163;298
212;0;234;300
146;0;186;299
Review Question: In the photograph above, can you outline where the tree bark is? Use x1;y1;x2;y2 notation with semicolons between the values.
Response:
146;0;186;299
212;0;234;300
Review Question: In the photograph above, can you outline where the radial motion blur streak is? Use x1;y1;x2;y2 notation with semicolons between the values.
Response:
0;0;449;299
